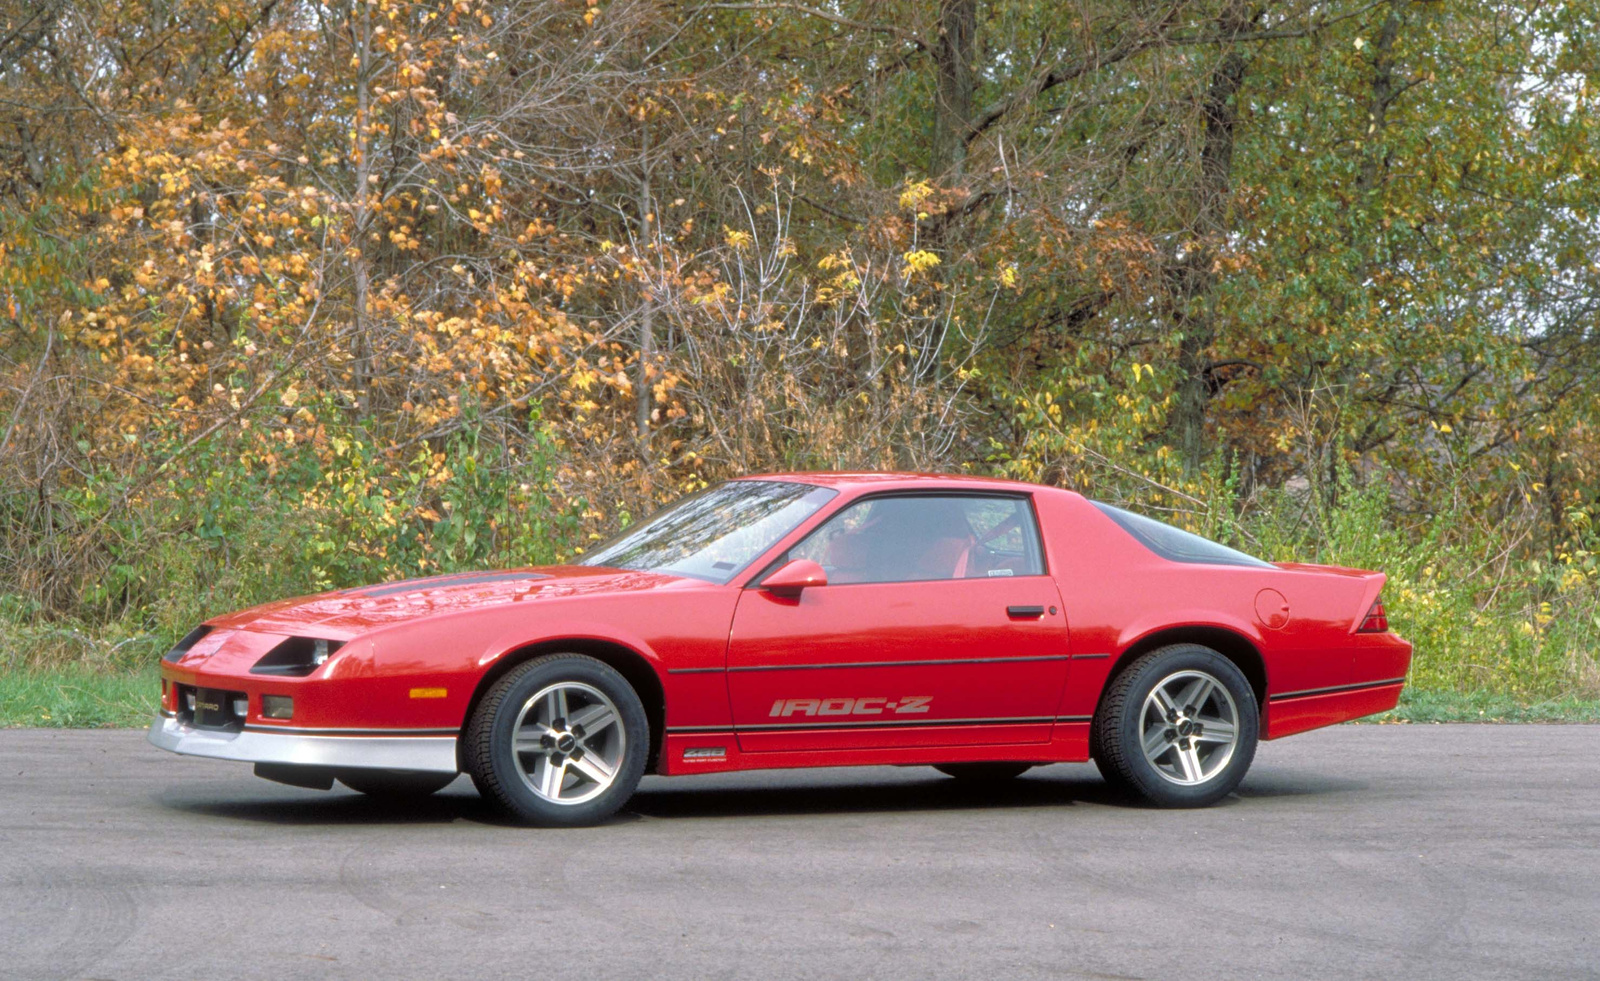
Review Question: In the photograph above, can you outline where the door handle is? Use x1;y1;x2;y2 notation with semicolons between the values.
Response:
1006;605;1046;619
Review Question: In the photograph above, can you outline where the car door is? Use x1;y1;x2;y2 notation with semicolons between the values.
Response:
726;493;1070;752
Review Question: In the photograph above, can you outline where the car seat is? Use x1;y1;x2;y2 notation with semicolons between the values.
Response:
822;501;976;582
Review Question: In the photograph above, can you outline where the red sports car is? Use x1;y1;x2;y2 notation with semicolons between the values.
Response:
150;472;1411;824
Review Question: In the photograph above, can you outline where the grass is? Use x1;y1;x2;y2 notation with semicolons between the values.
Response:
3;667;1598;729
0;667;160;728
1369;687;1600;724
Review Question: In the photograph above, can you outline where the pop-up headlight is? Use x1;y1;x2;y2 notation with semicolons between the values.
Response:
249;636;345;677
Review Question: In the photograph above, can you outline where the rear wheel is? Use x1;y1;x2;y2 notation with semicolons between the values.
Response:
934;762;1034;782
1093;644;1258;807
337;770;455;799
464;654;649;826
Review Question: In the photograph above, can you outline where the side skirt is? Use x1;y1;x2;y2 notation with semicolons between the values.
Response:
657;721;1091;776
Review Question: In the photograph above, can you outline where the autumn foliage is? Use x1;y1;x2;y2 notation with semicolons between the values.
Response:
2;0;1599;698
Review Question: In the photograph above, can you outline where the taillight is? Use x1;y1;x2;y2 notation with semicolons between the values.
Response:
1358;599;1388;633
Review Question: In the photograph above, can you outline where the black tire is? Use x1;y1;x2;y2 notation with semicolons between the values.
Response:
933;762;1034;781
337;769;456;799
1092;644;1258;807
1089;724;1133;793
464;654;649;827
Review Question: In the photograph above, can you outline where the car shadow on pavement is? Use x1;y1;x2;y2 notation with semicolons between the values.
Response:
623;765;1366;820
151;766;1364;826
625;772;1125;820
152;780;510;827
1234;768;1368;800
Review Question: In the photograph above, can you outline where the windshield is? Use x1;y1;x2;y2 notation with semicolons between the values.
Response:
1093;502;1273;569
579;480;837;583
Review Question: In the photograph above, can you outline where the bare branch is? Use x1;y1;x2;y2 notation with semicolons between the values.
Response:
700;2;928;51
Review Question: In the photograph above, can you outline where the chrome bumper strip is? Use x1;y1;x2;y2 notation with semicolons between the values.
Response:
146;716;458;773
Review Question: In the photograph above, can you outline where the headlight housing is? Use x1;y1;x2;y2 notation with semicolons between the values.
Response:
249;636;344;676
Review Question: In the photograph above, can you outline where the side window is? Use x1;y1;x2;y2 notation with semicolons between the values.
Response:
789;495;1043;584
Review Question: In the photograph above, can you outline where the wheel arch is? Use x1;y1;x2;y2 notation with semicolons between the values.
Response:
1099;625;1267;718
461;637;667;772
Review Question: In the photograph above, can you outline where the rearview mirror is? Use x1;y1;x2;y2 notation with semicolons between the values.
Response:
761;558;827;596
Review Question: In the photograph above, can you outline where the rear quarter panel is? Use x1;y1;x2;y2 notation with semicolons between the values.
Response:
1038;493;1397;729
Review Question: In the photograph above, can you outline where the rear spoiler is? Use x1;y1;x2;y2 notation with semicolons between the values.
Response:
1348;572;1387;634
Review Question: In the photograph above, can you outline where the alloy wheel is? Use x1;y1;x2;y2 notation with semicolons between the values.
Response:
511;681;626;805
1139;669;1240;786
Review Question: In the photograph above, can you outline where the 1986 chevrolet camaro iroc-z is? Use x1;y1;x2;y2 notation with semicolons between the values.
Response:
150;472;1412;825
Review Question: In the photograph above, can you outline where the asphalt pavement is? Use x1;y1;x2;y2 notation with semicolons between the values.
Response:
0;725;1596;980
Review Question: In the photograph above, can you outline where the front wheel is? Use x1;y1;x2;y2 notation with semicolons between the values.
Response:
1092;644;1258;807
464;654;649;826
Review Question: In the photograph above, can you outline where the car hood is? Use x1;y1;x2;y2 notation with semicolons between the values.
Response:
205;565;693;639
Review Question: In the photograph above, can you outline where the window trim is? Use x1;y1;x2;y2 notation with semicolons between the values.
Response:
750;490;1049;588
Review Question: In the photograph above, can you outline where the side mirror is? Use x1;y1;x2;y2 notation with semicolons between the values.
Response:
761;558;828;596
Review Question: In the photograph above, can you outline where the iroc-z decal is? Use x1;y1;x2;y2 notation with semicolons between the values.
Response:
769;696;932;718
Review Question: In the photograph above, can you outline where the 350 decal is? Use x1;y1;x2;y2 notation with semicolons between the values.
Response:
768;696;932;717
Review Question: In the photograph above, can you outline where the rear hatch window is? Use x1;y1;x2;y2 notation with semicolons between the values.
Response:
1092;502;1272;569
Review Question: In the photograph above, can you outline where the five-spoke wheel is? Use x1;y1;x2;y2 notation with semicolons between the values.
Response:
1138;669;1240;786
465;654;648;826
1093;644;1258;807
510;681;627;806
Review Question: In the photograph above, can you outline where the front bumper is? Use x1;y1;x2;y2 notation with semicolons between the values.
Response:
147;715;459;773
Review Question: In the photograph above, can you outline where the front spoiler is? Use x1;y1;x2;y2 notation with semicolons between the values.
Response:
147;715;459;773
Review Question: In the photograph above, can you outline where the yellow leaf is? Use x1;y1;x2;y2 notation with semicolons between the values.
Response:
901;249;941;277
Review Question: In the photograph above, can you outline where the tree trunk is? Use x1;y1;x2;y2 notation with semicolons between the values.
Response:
351;0;374;414
1357;3;1403;199
1168;2;1253;475
635;126;655;447
1321;0;1403;503
930;0;977;178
